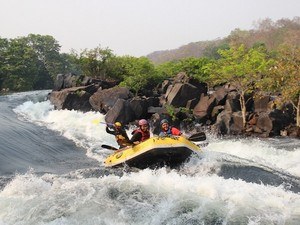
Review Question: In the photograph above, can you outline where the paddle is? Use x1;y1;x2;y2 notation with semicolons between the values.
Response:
101;144;118;151
92;119;113;127
188;132;206;142
92;118;101;124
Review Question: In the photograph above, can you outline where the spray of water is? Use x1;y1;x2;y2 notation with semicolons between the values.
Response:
2;94;298;224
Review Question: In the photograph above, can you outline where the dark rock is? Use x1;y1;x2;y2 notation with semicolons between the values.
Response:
211;105;225;123
230;112;244;134
49;86;92;111
148;107;168;114
63;73;78;89
212;110;232;135
193;94;217;121
105;99;135;125
186;98;199;109
211;86;229;105
254;96;271;113
224;94;241;112
166;83;200;107
160;80;172;94
89;87;133;113
256;112;273;133
129;97;149;119
53;74;65;91
285;126;300;138
146;97;160;108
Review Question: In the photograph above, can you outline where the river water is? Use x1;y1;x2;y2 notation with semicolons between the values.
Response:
0;90;299;225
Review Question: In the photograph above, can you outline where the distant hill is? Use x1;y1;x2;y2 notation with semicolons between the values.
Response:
146;17;300;64
146;39;226;64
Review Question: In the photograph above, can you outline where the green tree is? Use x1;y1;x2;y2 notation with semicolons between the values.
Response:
0;34;67;91
78;46;114;79
177;57;211;82
207;44;273;128
119;56;158;94
2;37;40;91
0;37;9;89
26;34;62;79
156;57;212;82
263;45;300;126
156;61;180;79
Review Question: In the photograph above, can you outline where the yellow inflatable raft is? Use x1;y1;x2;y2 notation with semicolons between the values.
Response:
104;136;202;169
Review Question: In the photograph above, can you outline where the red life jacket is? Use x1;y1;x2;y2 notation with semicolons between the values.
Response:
133;128;150;142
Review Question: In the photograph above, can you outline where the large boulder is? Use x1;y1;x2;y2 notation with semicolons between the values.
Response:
249;109;293;137
212;111;244;135
166;83;201;107
211;85;235;105
162;72;207;108
53;74;65;91
48;86;93;111
129;97;149;119
105;96;160;125
53;74;117;92
105;99;135;125
89;87;133;113
211;110;232;135
224;92;241;112
254;96;272;113
230;112;244;134
193;94;217;121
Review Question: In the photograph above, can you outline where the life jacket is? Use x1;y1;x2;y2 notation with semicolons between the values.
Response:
114;129;130;147
133;128;150;142
160;127;181;136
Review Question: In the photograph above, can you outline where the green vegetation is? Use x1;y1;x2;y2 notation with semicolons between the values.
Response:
0;34;72;91
260;45;300;126
206;44;274;128
0;17;299;127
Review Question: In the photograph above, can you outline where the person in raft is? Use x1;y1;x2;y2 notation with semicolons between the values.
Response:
106;122;130;149
130;119;151;145
159;119;182;137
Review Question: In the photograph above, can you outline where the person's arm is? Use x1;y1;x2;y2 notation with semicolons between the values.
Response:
159;131;166;137
121;129;129;140
106;126;115;135
171;127;182;136
129;132;142;144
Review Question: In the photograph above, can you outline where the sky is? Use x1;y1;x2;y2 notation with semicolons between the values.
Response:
0;0;299;57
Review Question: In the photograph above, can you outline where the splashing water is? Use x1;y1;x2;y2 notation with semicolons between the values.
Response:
0;90;299;225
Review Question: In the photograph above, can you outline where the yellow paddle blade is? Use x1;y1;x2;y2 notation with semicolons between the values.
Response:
92;118;101;124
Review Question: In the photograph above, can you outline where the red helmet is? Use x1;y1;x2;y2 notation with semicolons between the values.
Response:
138;119;148;126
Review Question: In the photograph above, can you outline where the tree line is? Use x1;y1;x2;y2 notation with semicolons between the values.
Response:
0;18;299;127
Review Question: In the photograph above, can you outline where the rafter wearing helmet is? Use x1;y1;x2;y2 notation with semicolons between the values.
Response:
130;119;151;145
106;122;130;148
159;119;182;137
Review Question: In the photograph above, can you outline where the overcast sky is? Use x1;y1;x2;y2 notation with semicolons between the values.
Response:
0;0;299;57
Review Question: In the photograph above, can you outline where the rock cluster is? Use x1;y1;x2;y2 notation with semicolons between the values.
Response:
48;73;300;138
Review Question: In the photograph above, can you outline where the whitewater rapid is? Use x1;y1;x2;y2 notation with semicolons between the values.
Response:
0;91;299;225
12;96;300;178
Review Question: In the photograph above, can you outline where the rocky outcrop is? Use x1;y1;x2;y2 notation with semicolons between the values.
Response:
160;72;207;108
53;73;117;92
48;85;97;111
89;87;133;113
48;73;299;138
105;96;160;125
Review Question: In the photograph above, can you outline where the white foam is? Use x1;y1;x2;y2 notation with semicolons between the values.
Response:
13;100;117;163
13;99;300;177
0;169;299;225
205;137;300;177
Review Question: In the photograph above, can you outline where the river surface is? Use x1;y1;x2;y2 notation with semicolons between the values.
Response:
0;90;299;225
